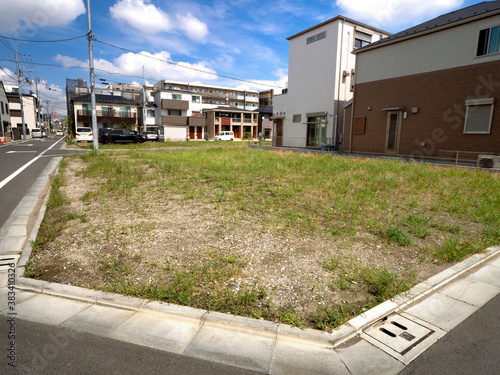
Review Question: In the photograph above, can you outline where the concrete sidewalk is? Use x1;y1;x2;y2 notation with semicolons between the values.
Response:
1;148;499;374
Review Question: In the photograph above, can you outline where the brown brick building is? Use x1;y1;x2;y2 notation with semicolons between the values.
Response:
345;1;500;162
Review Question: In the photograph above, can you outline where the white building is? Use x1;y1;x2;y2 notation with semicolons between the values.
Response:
153;80;259;141
273;16;388;149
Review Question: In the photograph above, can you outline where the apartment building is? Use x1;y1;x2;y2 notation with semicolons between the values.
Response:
345;1;500;160
153;80;259;140
204;107;258;139
273;16;388;149
72;93;139;130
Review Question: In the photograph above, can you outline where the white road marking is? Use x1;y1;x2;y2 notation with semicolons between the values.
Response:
0;138;63;190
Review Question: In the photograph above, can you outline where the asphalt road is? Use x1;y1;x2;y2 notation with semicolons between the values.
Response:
0;319;260;375
0;136;83;228
400;292;500;375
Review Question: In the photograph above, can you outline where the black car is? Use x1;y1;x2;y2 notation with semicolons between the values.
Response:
98;128;146;144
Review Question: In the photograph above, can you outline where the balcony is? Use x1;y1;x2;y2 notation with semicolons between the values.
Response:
188;116;205;126
162;115;188;126
77;109;137;125
161;99;189;110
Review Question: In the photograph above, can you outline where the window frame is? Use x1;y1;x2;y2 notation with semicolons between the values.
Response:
476;26;500;56
463;98;494;134
292;114;302;123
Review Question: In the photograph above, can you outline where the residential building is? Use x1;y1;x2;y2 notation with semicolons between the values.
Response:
153;80;259;140
5;85;40;139
0;81;11;142
259;89;274;107
66;78;142;134
204;107;258;140
273;16;388;149
344;1;500;160
72;93;139;130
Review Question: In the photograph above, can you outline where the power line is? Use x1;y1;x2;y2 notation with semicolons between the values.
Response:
94;38;285;89
0;34;88;43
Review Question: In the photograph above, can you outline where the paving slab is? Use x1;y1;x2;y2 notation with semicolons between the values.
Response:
439;277;500;307
0;224;27;237
467;264;500;288
61;303;136;337
404;292;478;331
270;336;349;375
0;236;26;254
184;322;275;373
336;338;405;375
108;311;200;355
487;254;500;268
0;288;36;312
0;293;91;326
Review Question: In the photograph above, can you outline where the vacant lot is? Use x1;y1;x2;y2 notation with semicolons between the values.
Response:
26;147;500;330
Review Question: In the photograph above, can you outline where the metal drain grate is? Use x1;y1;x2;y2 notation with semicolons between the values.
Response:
363;314;434;355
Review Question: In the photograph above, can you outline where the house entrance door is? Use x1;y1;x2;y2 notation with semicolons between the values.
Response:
385;111;402;153
275;119;283;146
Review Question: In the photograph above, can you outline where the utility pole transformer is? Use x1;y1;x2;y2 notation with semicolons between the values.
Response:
87;0;99;150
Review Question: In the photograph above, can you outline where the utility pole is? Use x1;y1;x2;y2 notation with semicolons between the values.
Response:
15;53;27;140
87;0;98;150
142;65;146;133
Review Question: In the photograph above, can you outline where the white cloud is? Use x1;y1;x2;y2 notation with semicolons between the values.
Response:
176;13;209;41
0;0;85;34
54;51;218;83
335;0;464;30
109;0;172;35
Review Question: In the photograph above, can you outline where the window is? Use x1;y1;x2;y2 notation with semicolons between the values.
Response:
464;98;494;134
192;96;200;103
354;31;372;49
172;94;182;100
306;31;327;44
147;110;155;117
354;38;371;49
1;102;4;114
477;26;500;56
168;110;182;116
293;114;301;123
5;103;8;113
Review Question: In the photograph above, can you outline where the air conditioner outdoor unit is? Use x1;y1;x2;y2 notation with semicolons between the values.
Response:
477;155;500;170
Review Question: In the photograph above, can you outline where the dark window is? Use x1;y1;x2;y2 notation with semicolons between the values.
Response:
477;26;500;56
354;38;370;49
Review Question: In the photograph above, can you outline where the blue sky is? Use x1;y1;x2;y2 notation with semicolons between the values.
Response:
0;0;487;115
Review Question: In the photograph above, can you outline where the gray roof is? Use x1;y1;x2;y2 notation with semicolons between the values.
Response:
72;94;139;105
356;1;500;52
255;105;273;114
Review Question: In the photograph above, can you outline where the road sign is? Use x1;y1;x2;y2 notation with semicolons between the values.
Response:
53;114;57;119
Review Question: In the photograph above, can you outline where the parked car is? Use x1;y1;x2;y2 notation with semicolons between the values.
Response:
143;130;160;142
75;127;93;142
98;128;146;144
214;131;234;141
32;129;43;138
56;130;64;136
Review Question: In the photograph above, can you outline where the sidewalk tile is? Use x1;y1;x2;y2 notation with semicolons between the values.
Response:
468;264;500;288
184;324;274;373
0;289;36;312
1;293;90;325
270;336;349;375
439;277;500;307
404;292;478;331
108;311;200;354
61;304;135;337
336;339;405;375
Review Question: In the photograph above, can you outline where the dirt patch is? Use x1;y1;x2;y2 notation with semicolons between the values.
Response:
27;156;456;328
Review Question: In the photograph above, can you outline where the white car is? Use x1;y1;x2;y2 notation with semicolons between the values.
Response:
32;129;43;138
75;127;93;142
56;130;64;136
214;131;234;141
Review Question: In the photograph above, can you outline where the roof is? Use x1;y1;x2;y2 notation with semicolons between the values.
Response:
72;93;139;105
287;15;390;41
355;1;500;53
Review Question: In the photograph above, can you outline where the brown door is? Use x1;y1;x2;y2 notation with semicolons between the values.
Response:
196;127;202;139
189;126;195;139
275;119;283;146
234;126;240;138
385;112;402;153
